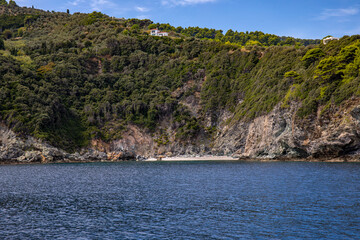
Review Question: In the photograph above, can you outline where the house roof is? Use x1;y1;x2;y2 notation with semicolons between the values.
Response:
323;37;339;40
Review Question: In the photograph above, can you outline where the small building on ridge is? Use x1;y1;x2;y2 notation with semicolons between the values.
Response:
323;36;340;45
150;29;169;37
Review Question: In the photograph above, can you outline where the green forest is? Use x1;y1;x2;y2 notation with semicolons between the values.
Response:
1;1;360;151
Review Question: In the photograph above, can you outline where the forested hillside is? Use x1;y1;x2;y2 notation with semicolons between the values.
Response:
1;2;360;160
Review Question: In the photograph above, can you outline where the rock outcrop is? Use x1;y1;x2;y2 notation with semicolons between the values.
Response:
0;124;133;163
2;99;360;163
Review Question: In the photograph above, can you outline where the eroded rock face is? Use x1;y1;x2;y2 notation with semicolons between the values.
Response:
212;100;360;159
110;125;155;158
211;103;308;159
2;100;360;163
0;124;132;163
17;151;43;162
0;125;26;161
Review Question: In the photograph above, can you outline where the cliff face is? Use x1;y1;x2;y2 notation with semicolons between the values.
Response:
2;98;360;163
212;100;360;159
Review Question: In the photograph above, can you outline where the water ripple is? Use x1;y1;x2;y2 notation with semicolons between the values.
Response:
0;162;359;239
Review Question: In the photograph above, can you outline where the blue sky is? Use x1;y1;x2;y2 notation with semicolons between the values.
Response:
14;0;360;39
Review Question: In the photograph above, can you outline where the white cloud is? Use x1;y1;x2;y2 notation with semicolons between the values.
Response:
162;0;216;7
318;7;359;20
90;0;115;11
68;0;112;11
66;0;132;16
69;0;85;6
135;6;150;12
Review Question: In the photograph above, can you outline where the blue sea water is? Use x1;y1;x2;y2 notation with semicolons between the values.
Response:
0;161;359;239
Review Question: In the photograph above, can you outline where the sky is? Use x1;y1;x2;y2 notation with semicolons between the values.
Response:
14;0;360;39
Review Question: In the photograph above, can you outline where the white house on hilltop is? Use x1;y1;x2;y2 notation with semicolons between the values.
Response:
323;36;340;45
150;29;169;37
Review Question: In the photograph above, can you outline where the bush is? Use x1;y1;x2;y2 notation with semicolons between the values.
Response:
3;29;13;39
148;23;157;29
301;48;325;68
0;37;4;50
84;40;92;48
284;70;302;83
8;0;17;7
131;24;139;30
81;11;106;25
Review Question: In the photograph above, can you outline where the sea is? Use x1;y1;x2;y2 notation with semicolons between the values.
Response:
0;161;359;239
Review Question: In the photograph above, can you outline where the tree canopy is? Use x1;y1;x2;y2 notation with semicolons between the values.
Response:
0;4;358;152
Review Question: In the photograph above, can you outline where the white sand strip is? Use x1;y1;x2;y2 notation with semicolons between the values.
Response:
144;156;238;161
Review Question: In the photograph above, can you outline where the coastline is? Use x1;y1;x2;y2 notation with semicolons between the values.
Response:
145;156;360;162
1;155;360;166
144;156;239;161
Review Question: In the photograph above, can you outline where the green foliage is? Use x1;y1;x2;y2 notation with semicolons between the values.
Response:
131;24;139;30
24;15;39;26
155;133;169;146
301;48;325;67
0;37;4;50
173;105;201;140
125;18;152;28
231;46;305;120
284;70;302;83
81;11;106;25
8;0;16;7
284;70;300;79
3;29;12;39
0;12;39;36
246;40;262;46
282;83;301;107
1;15;21;29
314;41;360;84
0;0;7;6
282;37;296;46
148;23;157;29
17;27;24;37
294;38;360;116
314;56;340;83
84;40;92;48
178;27;320;47
0;5;359;152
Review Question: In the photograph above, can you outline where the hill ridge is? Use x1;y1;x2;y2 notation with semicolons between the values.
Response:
1;4;360;162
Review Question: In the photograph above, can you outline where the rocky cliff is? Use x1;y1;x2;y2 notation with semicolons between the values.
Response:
212;99;360;160
2;98;360;163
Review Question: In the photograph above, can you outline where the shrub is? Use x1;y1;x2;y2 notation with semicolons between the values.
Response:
3;29;13;39
0;37;4;50
284;71;301;82
301;48;325;67
82;11;105;25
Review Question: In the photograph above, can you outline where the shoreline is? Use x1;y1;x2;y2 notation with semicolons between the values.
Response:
1;155;360;165
144;156;239;161
145;156;360;162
